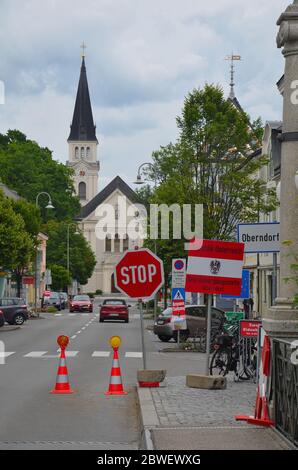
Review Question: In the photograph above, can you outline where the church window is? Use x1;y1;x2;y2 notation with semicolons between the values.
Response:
75;146;79;159
114;233;120;253
86;147;91;159
81;147;85;158
123;234;129;252
105;235;111;252
78;181;86;200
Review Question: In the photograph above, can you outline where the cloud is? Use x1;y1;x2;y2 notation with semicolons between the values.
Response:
0;0;290;186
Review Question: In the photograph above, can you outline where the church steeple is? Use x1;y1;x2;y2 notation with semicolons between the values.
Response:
68;56;97;142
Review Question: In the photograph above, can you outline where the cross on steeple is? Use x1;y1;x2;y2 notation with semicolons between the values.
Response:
81;41;87;58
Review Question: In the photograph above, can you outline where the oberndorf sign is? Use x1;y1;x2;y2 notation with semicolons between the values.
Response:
237;222;280;253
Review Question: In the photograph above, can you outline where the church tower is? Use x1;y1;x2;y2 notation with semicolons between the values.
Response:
67;49;99;206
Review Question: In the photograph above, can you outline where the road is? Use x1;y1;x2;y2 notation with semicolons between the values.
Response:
0;298;206;450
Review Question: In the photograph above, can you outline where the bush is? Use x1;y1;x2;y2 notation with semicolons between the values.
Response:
46;306;58;313
86;292;95;298
95;289;103;295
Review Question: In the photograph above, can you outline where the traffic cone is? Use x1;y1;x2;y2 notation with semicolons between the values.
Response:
51;347;74;394
105;347;127;395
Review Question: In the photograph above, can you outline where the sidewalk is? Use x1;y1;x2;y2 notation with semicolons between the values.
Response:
138;375;293;450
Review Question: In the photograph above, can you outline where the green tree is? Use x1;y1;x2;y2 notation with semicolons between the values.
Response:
0;130;80;222
49;264;71;291
45;220;96;286
0;190;34;294
142;85;278;302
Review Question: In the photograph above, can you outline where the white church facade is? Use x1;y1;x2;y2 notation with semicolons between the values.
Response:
66;55;142;294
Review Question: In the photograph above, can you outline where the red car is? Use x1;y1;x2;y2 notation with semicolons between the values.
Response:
99;299;130;323
69;295;93;313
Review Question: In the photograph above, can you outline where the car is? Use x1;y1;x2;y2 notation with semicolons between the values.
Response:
59;292;68;310
69;294;93;313
99;299;130;323
0;309;4;327
153;304;225;344
0;298;29;325
42;292;62;310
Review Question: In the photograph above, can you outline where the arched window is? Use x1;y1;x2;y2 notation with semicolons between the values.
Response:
86;147;91;159
123;234;129;252
114;233;120;253
78;181;86;200
105;235;111;252
80;147;85;158
75;146;79;159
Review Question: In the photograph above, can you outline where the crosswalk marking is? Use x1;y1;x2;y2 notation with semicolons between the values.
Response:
92;351;110;357
24;351;47;357
125;352;143;358
55;350;79;357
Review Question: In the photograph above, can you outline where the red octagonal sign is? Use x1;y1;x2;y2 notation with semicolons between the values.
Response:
115;248;164;299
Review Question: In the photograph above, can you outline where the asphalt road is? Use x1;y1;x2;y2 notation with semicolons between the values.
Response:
0;298;147;450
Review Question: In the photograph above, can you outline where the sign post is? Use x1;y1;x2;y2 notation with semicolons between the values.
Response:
186;239;244;374
115;248;164;370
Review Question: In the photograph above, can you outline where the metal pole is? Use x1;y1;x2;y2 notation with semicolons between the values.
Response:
177;329;180;349
34;247;39;317
140;300;147;369
67;225;70;273
205;293;212;375
272;252;277;306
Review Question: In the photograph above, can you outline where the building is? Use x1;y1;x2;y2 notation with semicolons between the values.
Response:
67;55;142;294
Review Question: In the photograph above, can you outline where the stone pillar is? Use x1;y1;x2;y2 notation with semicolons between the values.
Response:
263;0;298;337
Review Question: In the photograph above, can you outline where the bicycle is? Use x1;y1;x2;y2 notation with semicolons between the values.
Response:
209;324;257;381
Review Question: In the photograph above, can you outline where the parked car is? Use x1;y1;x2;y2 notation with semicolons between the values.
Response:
59;292;68;310
42;292;62;310
0;309;4;327
69;295;93;313
153;304;225;343
0;298;29;325
99;299;130;323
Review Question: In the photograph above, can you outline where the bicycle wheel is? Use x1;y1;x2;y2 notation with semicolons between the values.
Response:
209;348;230;376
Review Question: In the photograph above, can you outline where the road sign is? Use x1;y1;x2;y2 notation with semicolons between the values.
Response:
172;287;185;315
185;239;245;296
221;269;250;299
115;248;164;299
240;320;262;337
22;276;34;285
237;222;280;253
171;258;186;288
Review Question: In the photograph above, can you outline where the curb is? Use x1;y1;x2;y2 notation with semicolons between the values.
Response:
0;325;21;332
137;387;160;450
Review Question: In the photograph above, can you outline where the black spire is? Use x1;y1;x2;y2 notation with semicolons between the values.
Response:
68;57;97;142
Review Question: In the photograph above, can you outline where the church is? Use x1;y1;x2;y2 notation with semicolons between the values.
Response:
66;52;142;294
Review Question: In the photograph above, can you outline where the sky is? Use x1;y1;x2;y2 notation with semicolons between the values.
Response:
0;0;291;189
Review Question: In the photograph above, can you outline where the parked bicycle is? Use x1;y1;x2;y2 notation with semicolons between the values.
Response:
209;323;257;381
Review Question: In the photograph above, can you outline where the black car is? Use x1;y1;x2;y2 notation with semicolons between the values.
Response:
0;309;4;327
0;298;29;325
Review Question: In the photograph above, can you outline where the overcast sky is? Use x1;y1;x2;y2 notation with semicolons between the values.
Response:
0;0;290;189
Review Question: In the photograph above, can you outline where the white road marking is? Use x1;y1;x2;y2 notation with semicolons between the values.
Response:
76;330;82;334
81;327;86;330
92;351;110;357
71;335;77;339
82;313;89;316
54;314;62;316
24;351;47;357
0;352;15;358
125;352;143;358
68;313;76;316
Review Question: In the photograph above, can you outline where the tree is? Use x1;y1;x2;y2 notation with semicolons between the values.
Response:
49;264;71;291
44;220;96;286
141;85;278;303
0;130;80;222
0;190;34;294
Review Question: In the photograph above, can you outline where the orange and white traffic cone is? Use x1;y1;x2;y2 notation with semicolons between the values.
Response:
51;335;74;394
105;336;128;396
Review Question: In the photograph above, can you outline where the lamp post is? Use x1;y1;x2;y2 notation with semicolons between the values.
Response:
35;192;54;316
134;162;158;320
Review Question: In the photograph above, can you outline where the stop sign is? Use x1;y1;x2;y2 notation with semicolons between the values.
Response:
115;248;164;299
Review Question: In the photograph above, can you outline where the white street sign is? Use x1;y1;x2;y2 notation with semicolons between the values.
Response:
237;223;280;253
171;258;186;288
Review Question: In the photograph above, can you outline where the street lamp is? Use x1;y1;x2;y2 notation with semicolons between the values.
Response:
134;162;159;319
67;223;80;277
35;192;54;316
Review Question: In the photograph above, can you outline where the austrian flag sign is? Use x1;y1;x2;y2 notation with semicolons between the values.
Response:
185;239;245;296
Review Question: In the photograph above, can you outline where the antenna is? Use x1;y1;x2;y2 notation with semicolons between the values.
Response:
225;54;241;99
